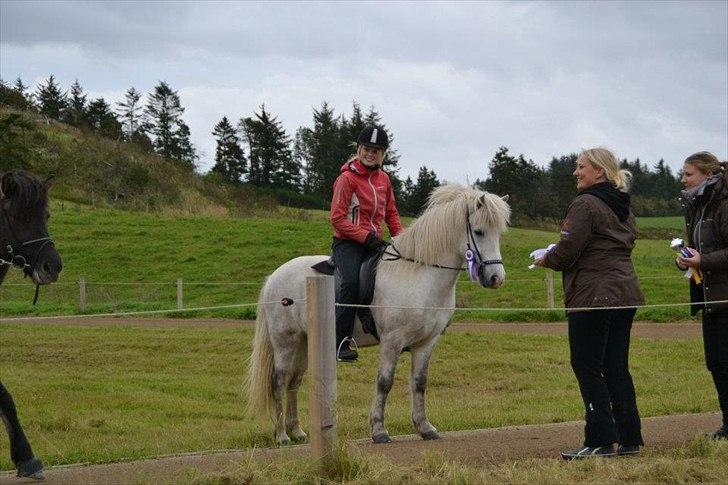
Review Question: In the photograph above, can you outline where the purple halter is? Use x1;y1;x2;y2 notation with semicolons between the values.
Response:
464;207;503;282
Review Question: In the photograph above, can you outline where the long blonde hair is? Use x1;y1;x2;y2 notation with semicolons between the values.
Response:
582;147;632;192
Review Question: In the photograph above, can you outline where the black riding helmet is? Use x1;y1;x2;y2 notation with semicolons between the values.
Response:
357;126;389;150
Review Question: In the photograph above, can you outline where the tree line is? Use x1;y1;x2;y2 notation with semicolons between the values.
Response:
1;75;683;218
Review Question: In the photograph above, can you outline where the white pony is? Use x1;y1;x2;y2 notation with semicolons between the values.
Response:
247;185;510;444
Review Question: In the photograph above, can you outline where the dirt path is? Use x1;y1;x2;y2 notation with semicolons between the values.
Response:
1;412;720;484
1;316;703;340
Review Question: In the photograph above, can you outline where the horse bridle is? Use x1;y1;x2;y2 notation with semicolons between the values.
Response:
383;206;504;282
0;206;55;304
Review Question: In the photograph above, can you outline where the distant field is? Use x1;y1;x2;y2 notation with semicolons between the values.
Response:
0;206;694;322
637;216;684;230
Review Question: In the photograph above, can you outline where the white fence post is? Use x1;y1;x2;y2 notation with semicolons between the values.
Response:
79;277;86;312
177;278;183;310
545;270;555;309
306;275;337;467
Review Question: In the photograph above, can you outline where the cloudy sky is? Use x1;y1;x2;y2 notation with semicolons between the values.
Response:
1;1;726;183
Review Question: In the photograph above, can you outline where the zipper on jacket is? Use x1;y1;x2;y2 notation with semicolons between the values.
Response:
367;171;378;234
695;204;708;306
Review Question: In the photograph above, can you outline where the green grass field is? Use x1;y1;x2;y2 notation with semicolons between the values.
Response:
0;203;696;322
637;216;684;230
0;323;721;472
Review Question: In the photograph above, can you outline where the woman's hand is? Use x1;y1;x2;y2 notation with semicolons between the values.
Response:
675;258;689;270
677;247;701;269
534;257;546;267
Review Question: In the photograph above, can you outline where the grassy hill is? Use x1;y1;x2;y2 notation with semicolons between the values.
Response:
0;107;324;216
0;200;693;322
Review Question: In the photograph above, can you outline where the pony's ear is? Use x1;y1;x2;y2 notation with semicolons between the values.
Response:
0;172;16;199
501;194;510;202
476;193;486;210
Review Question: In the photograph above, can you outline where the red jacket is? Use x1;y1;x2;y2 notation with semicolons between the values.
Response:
330;159;403;244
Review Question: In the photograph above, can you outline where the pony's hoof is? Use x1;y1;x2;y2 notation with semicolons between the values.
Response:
291;431;308;443
421;430;441;440
276;436;292;446
372;433;392;444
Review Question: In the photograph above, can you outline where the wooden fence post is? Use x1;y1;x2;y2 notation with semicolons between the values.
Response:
306;275;337;468
177;278;183;310
545;270;555;309
79;277;86;312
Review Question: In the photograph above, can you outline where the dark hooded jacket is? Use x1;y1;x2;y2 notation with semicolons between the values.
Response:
680;171;728;315
543;182;645;310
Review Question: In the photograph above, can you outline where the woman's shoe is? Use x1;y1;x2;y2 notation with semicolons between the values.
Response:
707;424;728;440
617;444;641;456
561;444;616;460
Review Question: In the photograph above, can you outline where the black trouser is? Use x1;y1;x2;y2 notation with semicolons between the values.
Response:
0;380;34;466
568;308;643;447
332;237;373;349
703;309;728;426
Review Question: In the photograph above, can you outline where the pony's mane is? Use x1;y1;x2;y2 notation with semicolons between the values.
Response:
0;170;49;217
393;184;510;266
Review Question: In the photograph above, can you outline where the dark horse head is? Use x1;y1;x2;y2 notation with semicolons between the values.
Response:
0;170;62;285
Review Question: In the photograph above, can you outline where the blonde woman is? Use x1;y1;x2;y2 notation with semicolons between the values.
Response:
329;126;403;362
536;147;644;459
677;151;728;440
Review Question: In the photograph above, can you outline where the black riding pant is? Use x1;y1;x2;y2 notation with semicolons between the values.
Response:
703;309;728;426
0;380;34;466
568;308;643;447
332;237;374;349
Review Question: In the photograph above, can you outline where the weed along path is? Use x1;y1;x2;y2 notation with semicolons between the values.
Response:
0;413;721;484
2;316;703;340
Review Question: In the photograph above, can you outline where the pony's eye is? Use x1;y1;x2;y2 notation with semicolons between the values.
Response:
473;230;484;236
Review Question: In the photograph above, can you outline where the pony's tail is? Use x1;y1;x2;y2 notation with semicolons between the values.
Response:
246;285;275;419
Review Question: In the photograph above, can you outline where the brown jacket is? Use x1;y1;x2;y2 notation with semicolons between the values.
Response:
543;193;644;310
681;174;728;315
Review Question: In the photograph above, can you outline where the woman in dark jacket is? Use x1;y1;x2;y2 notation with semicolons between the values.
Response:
536;147;645;459
677;151;728;440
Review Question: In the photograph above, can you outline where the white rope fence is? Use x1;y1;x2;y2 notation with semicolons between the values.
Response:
1;298;725;324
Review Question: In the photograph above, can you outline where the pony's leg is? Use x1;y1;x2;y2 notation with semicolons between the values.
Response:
271;335;302;446
369;341;400;444
285;338;308;442
410;340;440;440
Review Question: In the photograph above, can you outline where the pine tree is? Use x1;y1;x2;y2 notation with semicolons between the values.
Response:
13;77;28;96
117;87;144;140
306;102;342;200
0;78;31;110
400;176;416;215
294;126;316;193
547;154;578;217
64;79;88;127
480;147;549;221
347;100;366;145
86;97;123;139
408;166;440;216
145;81;185;161
241;105;299;188
211;116;246;184
35;74;67;120
173;121;197;167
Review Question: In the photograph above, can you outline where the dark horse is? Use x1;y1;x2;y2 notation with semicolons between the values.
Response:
1;170;63;479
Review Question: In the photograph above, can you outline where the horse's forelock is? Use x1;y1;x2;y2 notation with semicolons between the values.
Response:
1;171;49;216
